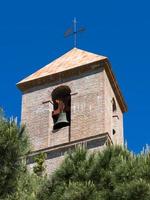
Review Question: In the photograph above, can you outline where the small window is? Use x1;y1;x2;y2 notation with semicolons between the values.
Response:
112;98;117;112
51;86;71;130
113;129;116;135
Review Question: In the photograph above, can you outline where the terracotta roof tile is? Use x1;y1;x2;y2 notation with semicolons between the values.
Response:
18;48;107;84
17;48;127;112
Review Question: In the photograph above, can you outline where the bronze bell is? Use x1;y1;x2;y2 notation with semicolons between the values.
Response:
54;112;69;130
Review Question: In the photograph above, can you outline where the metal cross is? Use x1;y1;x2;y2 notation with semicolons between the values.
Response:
64;18;85;47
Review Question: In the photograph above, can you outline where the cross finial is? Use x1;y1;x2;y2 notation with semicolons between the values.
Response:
64;18;85;48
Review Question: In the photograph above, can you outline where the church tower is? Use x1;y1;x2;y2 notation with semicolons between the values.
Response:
17;48;127;173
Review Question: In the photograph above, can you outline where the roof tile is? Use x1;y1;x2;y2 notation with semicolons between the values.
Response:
18;48;106;84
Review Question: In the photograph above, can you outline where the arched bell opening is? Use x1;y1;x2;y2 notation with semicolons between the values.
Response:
51;86;71;130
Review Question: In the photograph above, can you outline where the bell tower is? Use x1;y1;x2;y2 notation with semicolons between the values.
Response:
17;48;127;173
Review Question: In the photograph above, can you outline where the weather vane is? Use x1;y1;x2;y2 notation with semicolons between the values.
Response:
64;18;85;47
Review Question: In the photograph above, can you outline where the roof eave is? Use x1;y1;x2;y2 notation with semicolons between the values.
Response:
16;59;107;91
103;59;127;113
17;58;127;113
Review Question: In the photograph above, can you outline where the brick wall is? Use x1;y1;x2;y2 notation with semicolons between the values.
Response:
21;64;124;152
27;135;108;175
21;66;106;151
21;62;125;175
104;70;124;145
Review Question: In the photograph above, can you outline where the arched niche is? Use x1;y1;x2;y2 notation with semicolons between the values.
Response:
112;97;117;112
51;86;71;130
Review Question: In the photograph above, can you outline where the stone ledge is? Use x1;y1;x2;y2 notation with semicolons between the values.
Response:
27;132;112;164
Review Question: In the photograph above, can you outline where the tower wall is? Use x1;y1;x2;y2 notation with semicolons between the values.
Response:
104;70;124;144
21;66;106;152
18;48;127;175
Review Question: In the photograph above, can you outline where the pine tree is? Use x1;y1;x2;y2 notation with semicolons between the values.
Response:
0;110;30;199
33;152;47;176
37;146;150;200
0;109;47;200
1;108;150;200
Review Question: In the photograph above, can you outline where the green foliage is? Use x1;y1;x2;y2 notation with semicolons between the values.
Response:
6;170;47;200
0;110;30;199
37;146;150;200
1;108;150;200
33;152;47;176
0;109;47;200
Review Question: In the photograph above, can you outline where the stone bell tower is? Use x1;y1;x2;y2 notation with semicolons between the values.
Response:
17;48;127;173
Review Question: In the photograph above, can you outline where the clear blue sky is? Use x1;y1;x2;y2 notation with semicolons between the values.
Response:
0;0;149;153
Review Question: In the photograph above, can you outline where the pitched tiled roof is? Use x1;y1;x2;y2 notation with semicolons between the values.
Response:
17;47;127;112
18;48;107;84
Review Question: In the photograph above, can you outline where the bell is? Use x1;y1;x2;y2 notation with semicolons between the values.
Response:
54;112;69;130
